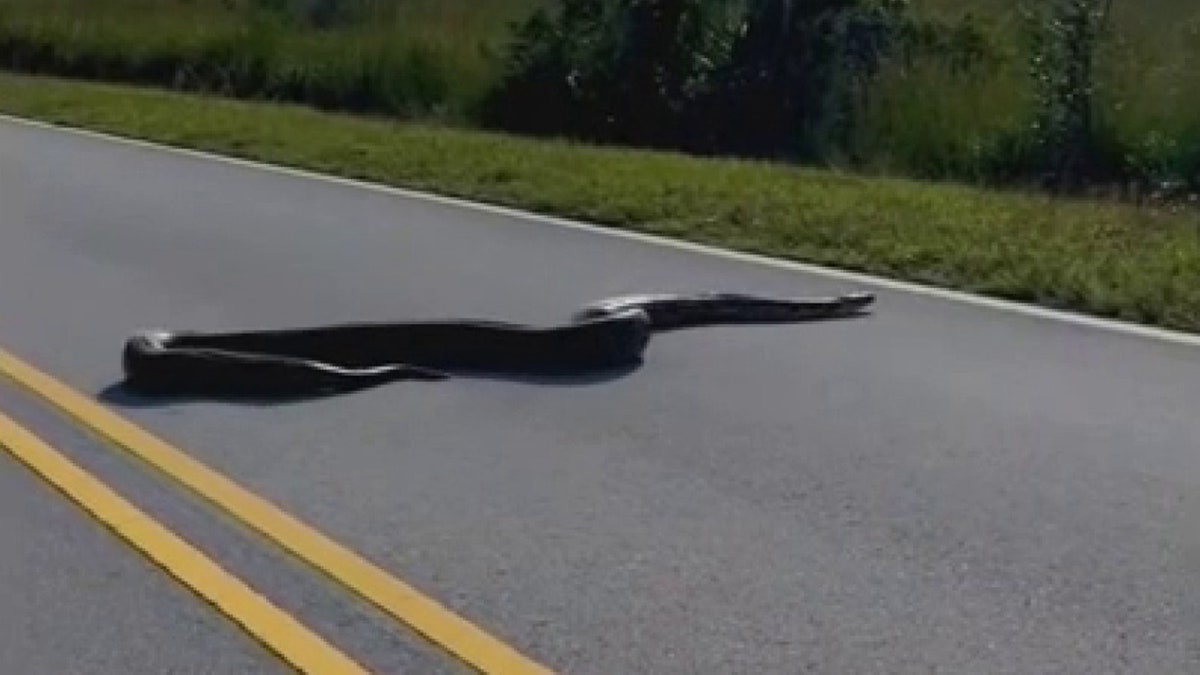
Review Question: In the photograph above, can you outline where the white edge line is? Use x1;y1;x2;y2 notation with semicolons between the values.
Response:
6;111;1200;349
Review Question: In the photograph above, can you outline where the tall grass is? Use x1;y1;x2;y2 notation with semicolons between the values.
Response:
843;24;1034;184
1097;6;1200;194
0;0;545;120
866;0;1200;192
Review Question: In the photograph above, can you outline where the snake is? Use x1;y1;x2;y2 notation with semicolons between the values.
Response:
119;290;875;399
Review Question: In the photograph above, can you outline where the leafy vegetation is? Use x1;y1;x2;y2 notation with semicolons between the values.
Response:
483;0;1198;198
0;0;1196;198
480;0;916;160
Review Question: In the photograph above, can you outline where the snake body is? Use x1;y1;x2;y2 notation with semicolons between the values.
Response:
120;291;874;398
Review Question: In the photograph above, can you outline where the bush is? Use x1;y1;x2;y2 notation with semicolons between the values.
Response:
482;0;992;162
480;0;728;149
1020;0;1119;192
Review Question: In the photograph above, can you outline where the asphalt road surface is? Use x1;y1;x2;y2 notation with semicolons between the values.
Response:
2;117;1199;674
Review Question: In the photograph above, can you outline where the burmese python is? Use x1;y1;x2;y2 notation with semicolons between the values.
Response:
120;290;875;399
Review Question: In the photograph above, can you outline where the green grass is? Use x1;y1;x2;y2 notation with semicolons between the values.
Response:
3;72;1198;334
874;0;1200;182
0;0;544;120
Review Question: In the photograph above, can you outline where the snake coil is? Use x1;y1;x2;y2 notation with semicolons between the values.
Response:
121;291;875;398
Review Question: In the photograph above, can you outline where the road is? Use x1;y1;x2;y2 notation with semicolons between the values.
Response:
1;117;1199;674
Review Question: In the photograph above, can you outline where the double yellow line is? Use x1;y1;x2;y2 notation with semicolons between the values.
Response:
0;345;553;675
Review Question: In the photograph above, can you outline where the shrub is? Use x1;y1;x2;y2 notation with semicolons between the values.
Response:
483;0;992;163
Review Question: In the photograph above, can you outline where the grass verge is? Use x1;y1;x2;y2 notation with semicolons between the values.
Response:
2;72;1199;333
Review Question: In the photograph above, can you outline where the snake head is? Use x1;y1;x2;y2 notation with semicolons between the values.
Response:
835;292;876;314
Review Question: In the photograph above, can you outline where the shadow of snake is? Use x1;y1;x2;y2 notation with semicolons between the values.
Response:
119;291;875;400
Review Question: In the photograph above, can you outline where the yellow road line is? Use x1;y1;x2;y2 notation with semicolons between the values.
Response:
0;409;369;675
0;346;555;675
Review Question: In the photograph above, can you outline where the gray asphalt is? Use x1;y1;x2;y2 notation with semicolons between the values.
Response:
2;118;1199;674
0;377;474;675
0;384;287;675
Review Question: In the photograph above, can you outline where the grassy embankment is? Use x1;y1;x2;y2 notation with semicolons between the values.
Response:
2;72;1198;334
